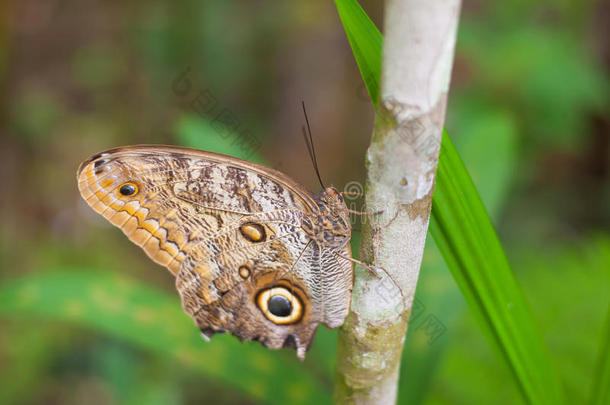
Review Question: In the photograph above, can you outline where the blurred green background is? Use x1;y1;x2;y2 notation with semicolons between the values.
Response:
0;1;608;404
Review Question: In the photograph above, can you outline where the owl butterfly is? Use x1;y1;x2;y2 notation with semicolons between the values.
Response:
77;145;353;359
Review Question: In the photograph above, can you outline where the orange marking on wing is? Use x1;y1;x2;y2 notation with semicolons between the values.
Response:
94;190;109;202
85;185;187;273
101;179;114;188
142;220;169;242
133;209;147;224
120;201;138;216
116;202;148;224
110;201;123;211
141;219;159;234
101;192;117;206
170;229;187;249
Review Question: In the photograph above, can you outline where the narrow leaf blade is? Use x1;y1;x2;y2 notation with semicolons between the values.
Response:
334;0;382;105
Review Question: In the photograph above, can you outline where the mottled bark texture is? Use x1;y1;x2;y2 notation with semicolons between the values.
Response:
334;1;461;404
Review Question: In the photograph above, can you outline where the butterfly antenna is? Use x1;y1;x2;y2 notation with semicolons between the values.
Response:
301;101;325;189
301;125;315;166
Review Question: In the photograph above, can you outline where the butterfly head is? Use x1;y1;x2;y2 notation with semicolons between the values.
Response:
317;187;346;214
301;187;352;248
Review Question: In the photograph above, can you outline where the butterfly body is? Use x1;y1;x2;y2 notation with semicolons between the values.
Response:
77;145;353;358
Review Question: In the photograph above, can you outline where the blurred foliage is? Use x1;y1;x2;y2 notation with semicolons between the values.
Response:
0;1;608;405
590;303;610;405
0;272;331;405
426;234;610;405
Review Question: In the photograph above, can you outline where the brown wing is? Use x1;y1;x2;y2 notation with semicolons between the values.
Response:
77;145;352;358
77;145;316;275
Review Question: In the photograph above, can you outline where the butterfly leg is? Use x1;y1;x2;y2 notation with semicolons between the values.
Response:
334;252;382;279
334;250;407;307
340;191;365;198
346;208;384;216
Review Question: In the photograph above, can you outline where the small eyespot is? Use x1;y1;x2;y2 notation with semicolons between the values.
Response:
256;287;303;325
239;223;266;243
238;265;251;279
119;182;138;196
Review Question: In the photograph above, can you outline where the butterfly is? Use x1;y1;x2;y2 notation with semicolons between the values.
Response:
77;145;354;359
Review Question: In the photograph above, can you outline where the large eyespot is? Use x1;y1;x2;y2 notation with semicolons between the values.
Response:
256;287;303;325
118;182;138;196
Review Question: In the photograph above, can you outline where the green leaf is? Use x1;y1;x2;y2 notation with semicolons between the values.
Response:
590;303;610;405
458;22;609;146
0;272;331;405
333;1;565;404
334;0;381;104
175;114;266;165
430;131;564;404
0;322;70;405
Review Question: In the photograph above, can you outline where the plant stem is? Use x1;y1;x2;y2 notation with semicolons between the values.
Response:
334;1;461;403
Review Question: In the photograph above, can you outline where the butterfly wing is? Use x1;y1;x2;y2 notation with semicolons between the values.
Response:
77;145;352;358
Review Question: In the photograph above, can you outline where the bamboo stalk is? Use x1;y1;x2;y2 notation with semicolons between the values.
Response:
334;1;461;403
